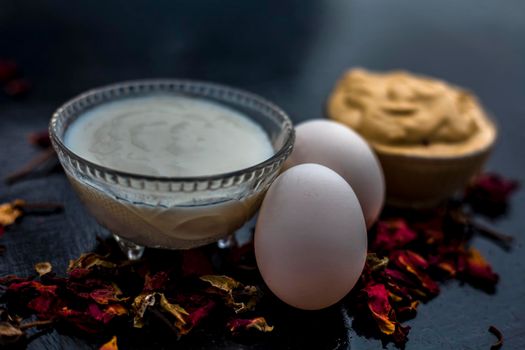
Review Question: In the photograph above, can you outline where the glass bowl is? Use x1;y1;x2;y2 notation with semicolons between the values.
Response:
49;80;294;259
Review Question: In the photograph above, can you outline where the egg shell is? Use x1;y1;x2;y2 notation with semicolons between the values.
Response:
284;119;385;228
255;163;367;310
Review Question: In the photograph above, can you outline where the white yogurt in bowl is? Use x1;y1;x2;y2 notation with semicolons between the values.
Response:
64;95;274;177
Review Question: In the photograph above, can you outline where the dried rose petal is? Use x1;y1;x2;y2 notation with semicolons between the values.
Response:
158;293;189;330
362;283;397;335
365;253;389;274
185;299;216;330
35;262;52;276
462;248;499;286
227;317;274;335
131;293;155;328
8;281;57;295
181;249;214;277
143;271;169;292
27;295;59;319
90;286;127;305
372;219;418;252
87;303;121;324
58;308;101;333
200;275;260;313
465;173;519;217
467;173;519;205
390;251;440;297
0;200;25;226
131;292;204;335
0;275;31;287
68;268;91;279
99;335;118;350
68;253;117;271
396;301;419;321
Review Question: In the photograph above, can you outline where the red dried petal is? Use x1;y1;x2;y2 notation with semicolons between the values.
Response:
8;281;57;295
58;307;100;333
99;336;118;350
143;271;169;292
87;303;114;324
0;59;18;81
186;299;216;328
363;284;396;335
0;275;31;286
468;173;519;204
181;249;214;277
373;219;418;252
362;283;411;346
390;251;439;297
464;248;499;286
90;288;122;305
392;324;410;347
227;317;274;334
68;268;91;279
465;173;520;217
396;301;419;321
27;294;59;319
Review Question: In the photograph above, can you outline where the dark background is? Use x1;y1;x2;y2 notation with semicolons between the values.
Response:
1;1;524;349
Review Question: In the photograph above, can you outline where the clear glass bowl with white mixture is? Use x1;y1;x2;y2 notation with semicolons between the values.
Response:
49;80;294;259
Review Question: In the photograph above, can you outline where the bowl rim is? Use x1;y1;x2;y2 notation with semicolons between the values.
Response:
49;79;295;183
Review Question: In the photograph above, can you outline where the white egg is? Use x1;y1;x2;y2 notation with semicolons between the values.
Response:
255;164;367;310
284;119;385;228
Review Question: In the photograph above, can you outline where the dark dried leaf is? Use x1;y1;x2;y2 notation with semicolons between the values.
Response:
227;317;274;335
143;271;169;292
200;275;260;313
68;253;117;272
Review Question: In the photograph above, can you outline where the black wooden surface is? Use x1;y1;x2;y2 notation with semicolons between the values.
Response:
1;1;524;349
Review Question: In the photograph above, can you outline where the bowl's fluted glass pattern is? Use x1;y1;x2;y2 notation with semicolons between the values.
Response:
50;80;294;249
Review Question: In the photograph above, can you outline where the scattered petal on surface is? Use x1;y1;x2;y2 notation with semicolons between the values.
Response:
99;335;118;350
227;317;274;335
35;262;53;276
0;199;25;226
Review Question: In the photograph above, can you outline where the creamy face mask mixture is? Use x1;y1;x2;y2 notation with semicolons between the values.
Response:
328;69;496;156
65;94;274;177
